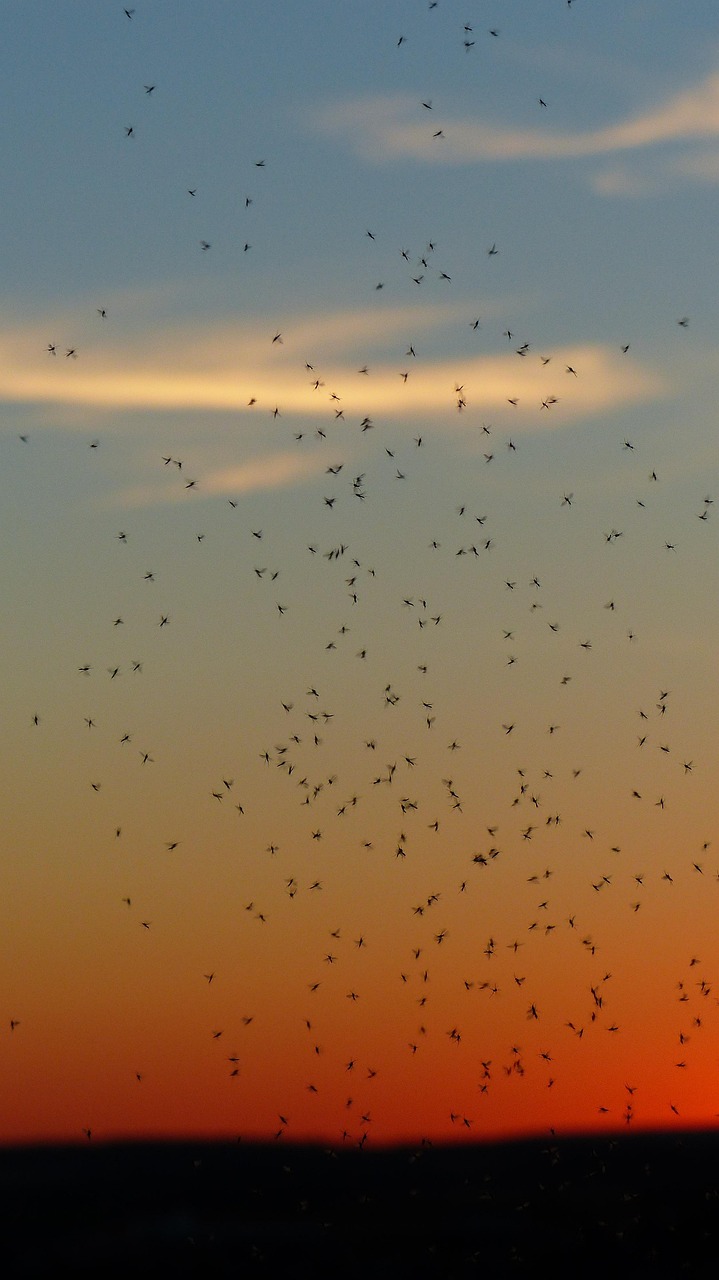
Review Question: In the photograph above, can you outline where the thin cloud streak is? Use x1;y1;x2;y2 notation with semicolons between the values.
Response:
0;319;667;426
114;452;324;508
203;454;326;496
303;346;665;422
314;71;719;165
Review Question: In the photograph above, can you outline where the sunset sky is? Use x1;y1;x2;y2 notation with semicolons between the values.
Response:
3;1;719;1149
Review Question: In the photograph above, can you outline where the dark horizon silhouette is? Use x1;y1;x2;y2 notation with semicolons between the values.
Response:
5;1128;719;1275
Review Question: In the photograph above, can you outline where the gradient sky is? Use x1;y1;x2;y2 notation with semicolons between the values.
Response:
3;0;719;1150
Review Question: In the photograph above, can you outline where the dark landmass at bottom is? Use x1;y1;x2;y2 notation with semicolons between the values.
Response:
4;1130;719;1277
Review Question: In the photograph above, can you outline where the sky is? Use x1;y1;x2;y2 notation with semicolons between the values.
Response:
2;0;719;1150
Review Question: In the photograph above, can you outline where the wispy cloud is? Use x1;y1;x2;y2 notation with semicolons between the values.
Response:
0;312;667;430
312;70;719;167
588;165;662;198
0;304;465;411
114;451;324;507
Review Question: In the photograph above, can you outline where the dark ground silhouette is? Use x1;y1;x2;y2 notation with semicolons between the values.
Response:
4;1130;719;1276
